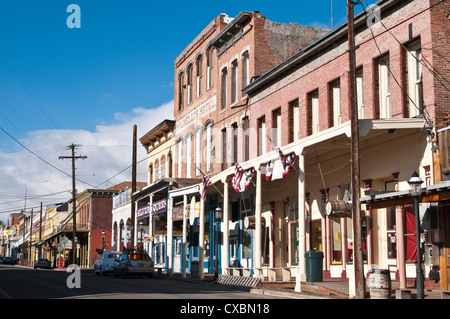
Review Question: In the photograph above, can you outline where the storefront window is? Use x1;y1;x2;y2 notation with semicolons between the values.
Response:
311;220;322;251
347;214;368;263
331;219;342;264
387;207;397;258
242;229;252;259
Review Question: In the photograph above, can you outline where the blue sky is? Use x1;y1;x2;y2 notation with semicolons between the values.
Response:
0;1;373;223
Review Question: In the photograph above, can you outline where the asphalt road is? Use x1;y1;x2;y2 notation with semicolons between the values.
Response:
0;264;280;300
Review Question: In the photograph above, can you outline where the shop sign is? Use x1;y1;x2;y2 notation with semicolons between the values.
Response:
137;205;151;220
152;199;167;215
172;205;184;221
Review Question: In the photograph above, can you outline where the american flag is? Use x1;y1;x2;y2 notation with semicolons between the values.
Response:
267;135;286;167
200;171;211;201
232;163;244;191
232;163;254;192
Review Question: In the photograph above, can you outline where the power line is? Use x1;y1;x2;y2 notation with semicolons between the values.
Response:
0;124;98;188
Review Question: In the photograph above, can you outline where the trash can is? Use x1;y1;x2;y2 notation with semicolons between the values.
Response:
305;250;324;282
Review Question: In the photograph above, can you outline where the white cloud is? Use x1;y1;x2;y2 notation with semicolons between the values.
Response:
0;100;174;224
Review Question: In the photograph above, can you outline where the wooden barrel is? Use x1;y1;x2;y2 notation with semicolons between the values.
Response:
367;269;391;299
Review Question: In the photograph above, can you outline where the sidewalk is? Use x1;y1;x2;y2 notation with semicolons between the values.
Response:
166;272;445;299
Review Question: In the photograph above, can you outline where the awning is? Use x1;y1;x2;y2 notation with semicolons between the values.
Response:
361;181;450;209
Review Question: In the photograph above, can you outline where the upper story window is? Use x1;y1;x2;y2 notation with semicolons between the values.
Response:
289;99;299;143
231;60;238;104
242;116;249;162
160;156;166;179
377;54;391;119
406;40;423;117
187;64;193;105
330;79;341;126
221;127;227;171
205;121;214;172
356;68;364;119
196;55;203;98
149;164;153;184
155;159;160;181
258;116;266;156
272;108;281;147
221;67;228;110
207;47;214;90
308;90;319;135
242;51;249;88
231;123;238;164
178;71;185;111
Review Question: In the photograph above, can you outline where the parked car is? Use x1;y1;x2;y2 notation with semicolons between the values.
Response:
2;257;16;265
94;251;122;275
113;250;154;278
34;258;51;269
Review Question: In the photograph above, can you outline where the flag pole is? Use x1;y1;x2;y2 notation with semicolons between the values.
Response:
197;167;224;197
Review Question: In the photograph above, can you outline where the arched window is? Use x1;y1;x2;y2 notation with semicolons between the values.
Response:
155;159;159;180
231;59;238;104
178;71;185;111
196;54;203;97
242;51;249;88
187;63;193;105
221;67;228;110
160;156;166;179
149;163;153;184
207;47;214;89
168;152;173;178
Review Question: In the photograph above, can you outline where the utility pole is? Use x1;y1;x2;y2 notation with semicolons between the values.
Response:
59;144;87;265
39;202;42;258
28;208;33;266
347;0;366;299
130;125;137;249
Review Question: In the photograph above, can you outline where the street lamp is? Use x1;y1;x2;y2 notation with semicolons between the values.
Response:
101;231;105;253
408;171;424;299
214;206;222;280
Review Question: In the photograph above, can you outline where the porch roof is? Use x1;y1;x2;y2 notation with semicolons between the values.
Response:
360;181;450;209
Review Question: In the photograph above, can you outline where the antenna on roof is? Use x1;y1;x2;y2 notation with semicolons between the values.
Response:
329;0;334;29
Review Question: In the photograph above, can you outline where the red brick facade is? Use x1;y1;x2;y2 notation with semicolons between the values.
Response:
173;11;328;178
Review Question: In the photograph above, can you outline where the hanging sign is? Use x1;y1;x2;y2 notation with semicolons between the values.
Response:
137;205;151;220
152;199;167;215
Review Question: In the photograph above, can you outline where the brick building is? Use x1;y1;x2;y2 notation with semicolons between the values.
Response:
170;11;328;276
199;0;449;295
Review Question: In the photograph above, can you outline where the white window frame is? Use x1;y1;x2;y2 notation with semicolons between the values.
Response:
407;41;423;117
331;80;341;126
378;56;391;119
356;69;364;119
311;91;320;134
196;55;203;98
206;123;213;172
